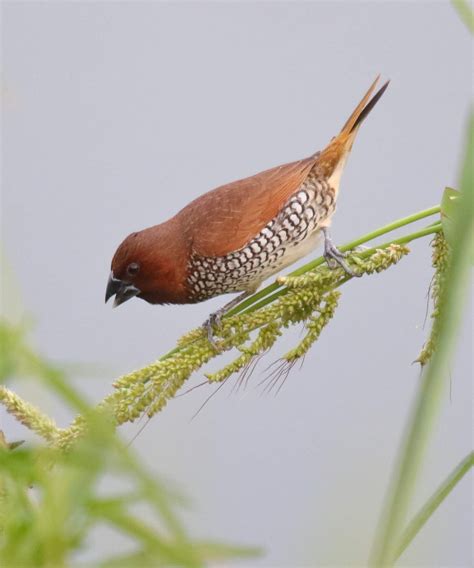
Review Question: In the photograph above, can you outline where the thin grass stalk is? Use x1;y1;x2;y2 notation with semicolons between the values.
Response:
228;205;441;317
370;114;473;565
394;452;474;561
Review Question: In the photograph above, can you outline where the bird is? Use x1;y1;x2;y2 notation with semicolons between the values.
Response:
106;76;389;343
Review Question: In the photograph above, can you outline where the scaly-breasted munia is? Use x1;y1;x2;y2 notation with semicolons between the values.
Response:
106;76;389;341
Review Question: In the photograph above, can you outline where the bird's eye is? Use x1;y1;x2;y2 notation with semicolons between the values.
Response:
127;262;140;277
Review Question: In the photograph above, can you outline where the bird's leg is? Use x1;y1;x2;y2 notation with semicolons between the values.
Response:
322;227;360;278
203;290;253;348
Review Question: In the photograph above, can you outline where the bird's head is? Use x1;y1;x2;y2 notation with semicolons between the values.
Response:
105;223;188;307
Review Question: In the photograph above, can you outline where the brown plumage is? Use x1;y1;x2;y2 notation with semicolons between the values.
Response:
106;76;389;338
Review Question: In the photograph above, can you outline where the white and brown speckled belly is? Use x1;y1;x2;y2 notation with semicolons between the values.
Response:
187;174;336;301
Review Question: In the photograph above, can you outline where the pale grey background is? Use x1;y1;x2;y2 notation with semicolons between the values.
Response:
1;1;472;566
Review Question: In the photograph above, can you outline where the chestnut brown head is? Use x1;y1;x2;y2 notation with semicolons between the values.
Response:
105;221;189;307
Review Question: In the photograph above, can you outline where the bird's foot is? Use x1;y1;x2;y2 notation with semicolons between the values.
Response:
322;228;361;278
202;310;224;350
202;290;254;350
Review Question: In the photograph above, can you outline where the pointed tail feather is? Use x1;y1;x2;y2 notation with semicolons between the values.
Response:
341;75;390;134
339;74;381;135
315;76;389;178
345;79;390;134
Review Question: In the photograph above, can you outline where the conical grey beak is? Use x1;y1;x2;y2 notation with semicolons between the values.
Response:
105;272;121;303
105;271;140;307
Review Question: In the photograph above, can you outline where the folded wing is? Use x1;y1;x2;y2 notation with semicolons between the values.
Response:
181;155;318;257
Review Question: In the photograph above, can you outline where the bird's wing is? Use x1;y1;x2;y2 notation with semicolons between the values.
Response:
181;156;317;257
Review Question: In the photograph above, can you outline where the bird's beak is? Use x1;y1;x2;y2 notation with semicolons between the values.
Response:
105;271;140;308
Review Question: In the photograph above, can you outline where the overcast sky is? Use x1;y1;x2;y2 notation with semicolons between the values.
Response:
2;2;472;566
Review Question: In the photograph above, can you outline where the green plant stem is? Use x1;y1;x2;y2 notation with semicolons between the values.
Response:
395;452;474;561
228;205;441;317
160;209;441;361
159;223;441;361
370;114;474;565
197;240;409;341
241;223;441;315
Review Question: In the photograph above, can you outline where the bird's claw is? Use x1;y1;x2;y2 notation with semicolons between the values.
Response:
203;312;223;350
201;290;253;350
323;237;361;278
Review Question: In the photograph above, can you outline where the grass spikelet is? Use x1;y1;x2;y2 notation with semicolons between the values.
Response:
415;233;450;366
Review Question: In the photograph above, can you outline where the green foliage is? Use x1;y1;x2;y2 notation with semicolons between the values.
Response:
0;430;258;567
451;0;474;33
441;187;461;248
394;452;474;561
0;199;450;565
0;323;259;567
1;9;471;555
1;151;469;566
55;241;412;447
370;112;474;565
0;321;58;385
371;10;473;549
0;185;469;566
441;186;474;265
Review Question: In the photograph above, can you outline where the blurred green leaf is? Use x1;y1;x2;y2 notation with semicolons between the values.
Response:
395;452;474;560
0;318;259;567
371;113;474;565
89;506;176;554
441;187;473;264
0;321;30;383
451;0;474;33
440;187;460;245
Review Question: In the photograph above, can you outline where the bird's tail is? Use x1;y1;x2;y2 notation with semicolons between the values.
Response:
315;75;389;179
